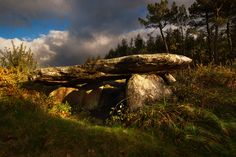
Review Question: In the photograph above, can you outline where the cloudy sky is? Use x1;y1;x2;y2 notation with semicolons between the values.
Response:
0;0;195;66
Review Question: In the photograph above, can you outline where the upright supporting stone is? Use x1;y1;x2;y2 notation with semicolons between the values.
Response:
49;87;78;103
31;53;192;111
126;74;172;110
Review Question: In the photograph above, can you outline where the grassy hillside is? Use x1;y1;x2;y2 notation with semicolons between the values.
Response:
0;65;235;157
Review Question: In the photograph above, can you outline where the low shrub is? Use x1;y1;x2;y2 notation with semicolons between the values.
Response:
49;102;72;118
0;41;37;75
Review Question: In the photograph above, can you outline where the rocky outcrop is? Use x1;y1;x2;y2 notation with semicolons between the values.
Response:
90;53;192;74
49;87;78;103
31;54;191;85
48;81;126;118
32;53;192;111
31;65;129;86
126;74;172;110
160;73;176;85
64;88;103;110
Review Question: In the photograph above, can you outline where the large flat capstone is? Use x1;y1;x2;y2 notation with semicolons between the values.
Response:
32;53;192;85
90;53;192;74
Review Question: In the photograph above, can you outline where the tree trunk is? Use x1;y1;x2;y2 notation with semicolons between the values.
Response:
180;25;185;55
226;20;233;65
213;24;219;64
213;8;220;64
206;11;213;62
159;25;169;53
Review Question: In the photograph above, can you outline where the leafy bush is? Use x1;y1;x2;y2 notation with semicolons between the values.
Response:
0;41;37;74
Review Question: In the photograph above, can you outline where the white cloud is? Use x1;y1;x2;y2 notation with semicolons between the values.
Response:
0;29;150;66
0;31;68;65
0;0;196;66
1;23;186;66
0;27;163;66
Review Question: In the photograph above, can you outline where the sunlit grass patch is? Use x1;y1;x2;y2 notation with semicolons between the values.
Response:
0;64;235;156
0;96;162;157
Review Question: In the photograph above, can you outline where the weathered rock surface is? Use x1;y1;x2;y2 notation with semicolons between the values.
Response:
160;73;176;84
31;53;191;86
64;88;103;110
49;81;126;115
32;65;129;86
91;53;192;74
126;74;172;110
49;87;78;103
32;54;192;112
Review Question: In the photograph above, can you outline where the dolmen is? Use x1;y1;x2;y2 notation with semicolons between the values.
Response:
32;53;192;113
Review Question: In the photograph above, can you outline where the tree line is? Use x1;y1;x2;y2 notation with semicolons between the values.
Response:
106;0;236;65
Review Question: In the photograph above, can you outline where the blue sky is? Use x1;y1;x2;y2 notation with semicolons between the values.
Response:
0;18;69;39
0;0;195;66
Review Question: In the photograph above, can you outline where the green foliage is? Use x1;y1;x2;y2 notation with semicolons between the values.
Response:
49;102;72;118
1;53;236;156
107;103;232;155
106;0;236;65
139;0;171;52
0;74;162;157
107;64;236;156
0;96;162;157
105;35;146;59
174;65;236;105
0;41;37;74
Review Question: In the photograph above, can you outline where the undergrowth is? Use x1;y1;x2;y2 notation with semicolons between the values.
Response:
0;64;235;157
107;64;236;156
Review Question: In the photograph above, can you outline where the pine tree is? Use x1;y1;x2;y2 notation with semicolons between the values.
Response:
170;2;189;54
139;0;171;52
134;34;145;53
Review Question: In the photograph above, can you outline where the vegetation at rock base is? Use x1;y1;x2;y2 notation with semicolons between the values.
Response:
0;41;37;75
0;0;236;156
0;62;236;156
107;65;236;156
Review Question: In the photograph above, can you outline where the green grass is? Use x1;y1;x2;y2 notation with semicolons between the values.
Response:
0;96;163;157
0;64;236;157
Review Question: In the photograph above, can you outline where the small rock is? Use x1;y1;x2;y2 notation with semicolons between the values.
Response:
161;73;176;84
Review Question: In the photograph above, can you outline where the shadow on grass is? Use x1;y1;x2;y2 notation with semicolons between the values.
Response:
0;95;162;157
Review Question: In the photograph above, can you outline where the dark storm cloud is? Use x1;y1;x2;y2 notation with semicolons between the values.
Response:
0;0;195;66
42;33;88;66
0;0;71;26
69;0;149;35
67;0;195;40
